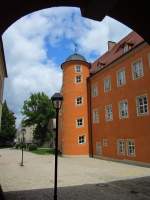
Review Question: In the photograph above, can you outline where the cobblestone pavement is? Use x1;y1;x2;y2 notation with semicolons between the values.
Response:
4;177;150;200
0;148;150;199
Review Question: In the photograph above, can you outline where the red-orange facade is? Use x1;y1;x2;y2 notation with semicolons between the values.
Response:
59;31;150;164
59;59;90;156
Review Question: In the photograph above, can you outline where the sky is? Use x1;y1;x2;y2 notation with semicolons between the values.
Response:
2;7;131;127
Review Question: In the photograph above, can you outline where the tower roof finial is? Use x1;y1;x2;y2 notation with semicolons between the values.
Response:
73;42;78;54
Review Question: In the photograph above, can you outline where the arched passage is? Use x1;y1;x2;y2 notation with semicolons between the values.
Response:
0;0;149;43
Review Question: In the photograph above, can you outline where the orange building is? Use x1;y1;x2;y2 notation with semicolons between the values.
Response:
59;55;90;156
59;31;150;164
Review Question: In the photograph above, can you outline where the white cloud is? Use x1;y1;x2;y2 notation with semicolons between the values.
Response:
2;7;131;126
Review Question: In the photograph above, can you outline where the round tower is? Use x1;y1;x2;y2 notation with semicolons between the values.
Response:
60;53;90;156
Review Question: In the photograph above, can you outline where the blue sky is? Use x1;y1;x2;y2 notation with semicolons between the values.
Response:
2;7;131;126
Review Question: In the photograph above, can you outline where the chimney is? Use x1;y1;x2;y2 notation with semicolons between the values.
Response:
108;41;116;51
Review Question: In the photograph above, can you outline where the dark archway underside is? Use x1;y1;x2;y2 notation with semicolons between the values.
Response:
0;0;149;43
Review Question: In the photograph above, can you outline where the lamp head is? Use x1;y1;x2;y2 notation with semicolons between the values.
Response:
51;93;63;109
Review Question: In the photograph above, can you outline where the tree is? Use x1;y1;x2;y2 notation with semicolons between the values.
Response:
0;101;17;146
21;92;55;145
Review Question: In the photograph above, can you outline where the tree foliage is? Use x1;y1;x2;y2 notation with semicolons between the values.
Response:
0;101;17;146
21;92;55;144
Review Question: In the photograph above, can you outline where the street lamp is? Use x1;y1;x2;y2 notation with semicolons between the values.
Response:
51;93;63;200
20;128;26;166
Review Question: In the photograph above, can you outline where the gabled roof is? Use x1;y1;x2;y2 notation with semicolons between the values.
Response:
91;31;144;74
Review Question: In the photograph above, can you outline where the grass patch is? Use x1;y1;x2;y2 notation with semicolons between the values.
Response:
31;148;55;155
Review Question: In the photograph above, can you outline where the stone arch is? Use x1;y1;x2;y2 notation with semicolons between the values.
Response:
0;0;149;43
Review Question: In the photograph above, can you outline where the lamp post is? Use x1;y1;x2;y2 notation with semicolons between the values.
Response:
51;93;63;200
20;128;26;166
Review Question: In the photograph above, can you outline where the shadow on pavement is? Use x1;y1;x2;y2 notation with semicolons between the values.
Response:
4;176;150;200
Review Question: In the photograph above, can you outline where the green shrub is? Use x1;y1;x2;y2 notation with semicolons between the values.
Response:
15;143;26;149
28;144;38;151
20;143;26;148
15;143;20;149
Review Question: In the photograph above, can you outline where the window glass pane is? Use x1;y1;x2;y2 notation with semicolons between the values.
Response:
119;100;128;118
118;70;125;86
76;75;81;83
127;140;135;156
104;78;111;92
133;60;143;79
117;140;125;154
105;105;113;121
76;97;82;105
75;65;81;72
137;95;148;115
79;135;85;144
93;110;99;123
92;85;98;97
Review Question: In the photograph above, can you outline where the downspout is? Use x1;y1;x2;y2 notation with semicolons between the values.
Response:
87;75;93;157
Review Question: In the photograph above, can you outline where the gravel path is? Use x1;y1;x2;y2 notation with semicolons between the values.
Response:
0;148;150;193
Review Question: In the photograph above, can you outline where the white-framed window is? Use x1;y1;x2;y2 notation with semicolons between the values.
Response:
123;44;131;53
136;95;149;116
104;77;111;92
119;100;128;119
76;96;83;106
75;65;82;73
105;104;113;121
91;84;98;97
96;142;102;155
78;135;86;144
117;139;125;155
117;69;126;86
92;109;99;123
75;75;82;83
102;138;108;147
132;59;144;80
123;44;129;53
127;139;136;157
76;117;84;128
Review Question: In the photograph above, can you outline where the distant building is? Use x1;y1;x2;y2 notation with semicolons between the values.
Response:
16;125;36;144
16;119;56;147
59;31;150;164
47;118;56;148
0;39;7;129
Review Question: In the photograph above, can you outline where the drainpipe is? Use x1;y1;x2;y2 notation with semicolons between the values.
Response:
87;76;93;157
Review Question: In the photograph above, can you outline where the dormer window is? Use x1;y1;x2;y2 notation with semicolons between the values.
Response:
123;44;129;53
96;61;105;71
123;43;133;53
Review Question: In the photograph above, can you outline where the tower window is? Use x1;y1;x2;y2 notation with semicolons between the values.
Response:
78;135;86;144
75;65;82;73
76;118;84;128
76;96;83;105
75;75;82;83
